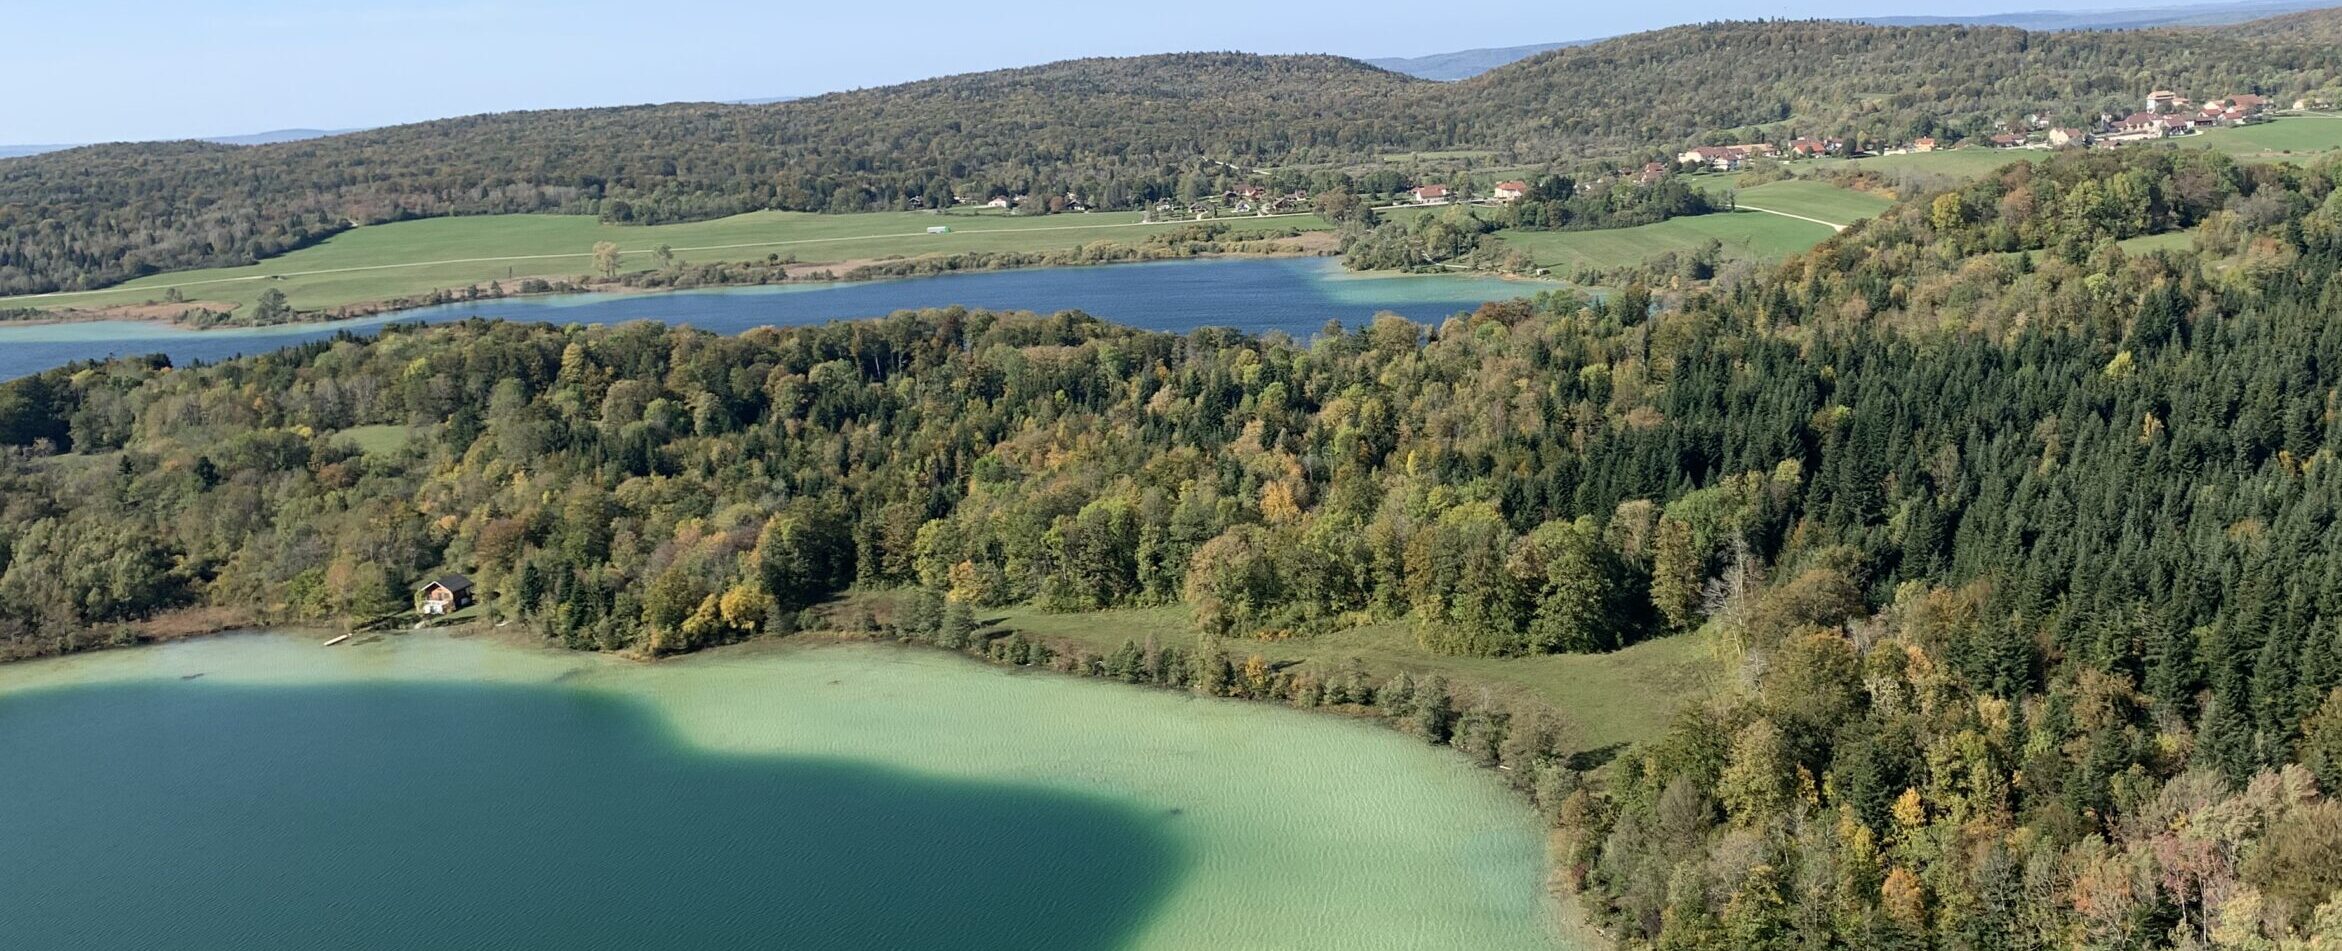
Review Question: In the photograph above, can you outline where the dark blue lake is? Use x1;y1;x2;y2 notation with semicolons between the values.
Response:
0;258;1554;381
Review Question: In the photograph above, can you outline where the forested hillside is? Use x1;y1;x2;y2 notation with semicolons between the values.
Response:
7;18;2342;297
0;54;1425;297
5;146;2342;946
1440;19;2339;154
2216;5;2342;42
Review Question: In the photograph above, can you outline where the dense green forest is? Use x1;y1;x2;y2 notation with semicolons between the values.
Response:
8;16;2342;297
2219;6;2342;45
7;146;2342;946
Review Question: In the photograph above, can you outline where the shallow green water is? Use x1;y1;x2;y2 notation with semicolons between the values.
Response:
0;632;1568;950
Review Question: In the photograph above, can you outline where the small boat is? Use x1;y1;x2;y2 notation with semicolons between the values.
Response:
322;633;352;647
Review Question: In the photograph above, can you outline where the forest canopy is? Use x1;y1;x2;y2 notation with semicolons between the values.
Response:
5;122;2342;951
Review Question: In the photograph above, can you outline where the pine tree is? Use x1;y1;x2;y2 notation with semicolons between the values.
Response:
2143;613;2201;719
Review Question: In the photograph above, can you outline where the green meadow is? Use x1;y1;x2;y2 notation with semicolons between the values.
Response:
1497;210;1838;271
1786;118;2342;180
335;424;418;455
1800;147;2039;180
1731;178;1896;225
1484;178;1890;273
982;603;1714;755
3;209;1328;316
2184;116;2342;159
2116;231;2196;255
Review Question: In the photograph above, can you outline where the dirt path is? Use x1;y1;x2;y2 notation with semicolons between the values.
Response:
1735;205;1848;232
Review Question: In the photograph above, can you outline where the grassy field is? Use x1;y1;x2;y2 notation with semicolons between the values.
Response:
1779;118;2342;182
987;603;1715;754
1497;209;1839;271
2183;116;2342;160
1377;149;1499;163
335;424;418;455
1732;179;1896;225
1479;178;1890;273
3;209;1330;317
2117;231;2196;254
1799;148;2039;180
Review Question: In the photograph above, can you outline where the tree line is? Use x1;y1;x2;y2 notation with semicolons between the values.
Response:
4;146;2342;947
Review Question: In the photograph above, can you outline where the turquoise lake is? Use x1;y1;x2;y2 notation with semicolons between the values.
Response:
0;632;1573;950
0;258;1554;380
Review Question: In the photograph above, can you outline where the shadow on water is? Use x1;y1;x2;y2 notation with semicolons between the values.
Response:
0;680;1187;951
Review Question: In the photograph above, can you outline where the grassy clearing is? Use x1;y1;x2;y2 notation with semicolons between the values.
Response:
1802;148;2040;181
1775;119;2342;182
1497;210;1836;271
1377;149;1499;162
2183;116;2342;160
983;603;1714;753
1734;179;1896;225
2117;231;2196;254
335;424;418;455
3;209;1329;316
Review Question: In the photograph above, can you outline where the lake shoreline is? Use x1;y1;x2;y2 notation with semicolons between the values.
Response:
2;614;1612;949
0;238;1359;334
0;626;1568;949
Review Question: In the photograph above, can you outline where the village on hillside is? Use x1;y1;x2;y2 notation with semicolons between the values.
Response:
1673;88;2313;171
885;87;2331;226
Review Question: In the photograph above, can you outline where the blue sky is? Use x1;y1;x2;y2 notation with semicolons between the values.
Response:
2;0;2186;142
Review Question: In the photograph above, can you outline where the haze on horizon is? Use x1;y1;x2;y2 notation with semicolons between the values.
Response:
2;0;2242;144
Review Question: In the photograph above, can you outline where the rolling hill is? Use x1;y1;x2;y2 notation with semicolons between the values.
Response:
1859;0;2338;29
1365;0;2342;80
2217;3;2342;39
6;16;2341;299
1365;40;1594;81
0;127;359;159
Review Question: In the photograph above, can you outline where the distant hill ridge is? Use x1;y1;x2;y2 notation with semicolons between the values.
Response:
2215;2;2342;37
1860;0;2337;29
0;127;359;160
1368;0;2342;79
1366;41;1596;81
4;20;2341;297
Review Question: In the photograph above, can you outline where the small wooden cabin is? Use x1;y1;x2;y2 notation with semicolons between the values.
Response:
417;574;475;616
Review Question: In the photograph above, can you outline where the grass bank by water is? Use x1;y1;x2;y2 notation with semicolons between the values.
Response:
1;209;1332;320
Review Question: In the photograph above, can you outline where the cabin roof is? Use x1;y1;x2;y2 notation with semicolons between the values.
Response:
421;573;474;594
